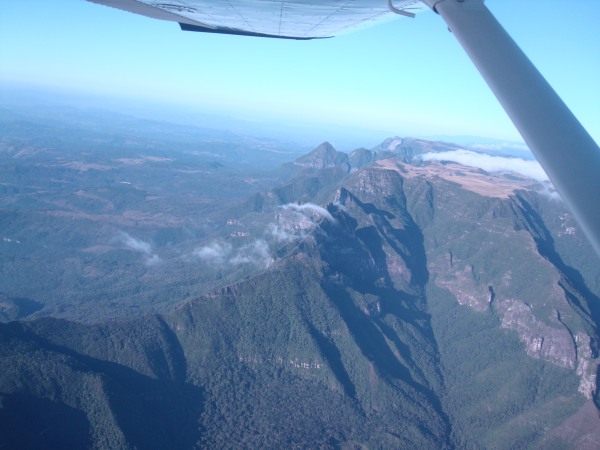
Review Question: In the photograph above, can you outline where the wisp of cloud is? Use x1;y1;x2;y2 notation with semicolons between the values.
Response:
118;232;153;254
193;239;272;269
281;203;335;222
229;240;272;268
422;150;549;182
116;232;161;265
193;241;232;265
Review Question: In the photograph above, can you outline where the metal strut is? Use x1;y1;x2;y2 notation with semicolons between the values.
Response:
387;0;416;18
420;0;600;257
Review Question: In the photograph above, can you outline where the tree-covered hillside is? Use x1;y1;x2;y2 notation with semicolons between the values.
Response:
1;107;599;448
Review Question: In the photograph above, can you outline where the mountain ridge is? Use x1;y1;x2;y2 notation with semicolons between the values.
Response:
1;136;599;448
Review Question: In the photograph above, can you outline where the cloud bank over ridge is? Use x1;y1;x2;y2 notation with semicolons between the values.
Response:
280;203;335;223
422;150;549;182
194;202;333;269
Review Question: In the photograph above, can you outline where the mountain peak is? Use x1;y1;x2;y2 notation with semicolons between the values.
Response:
294;141;350;171
314;141;336;154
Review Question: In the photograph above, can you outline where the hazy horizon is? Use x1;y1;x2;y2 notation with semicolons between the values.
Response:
1;81;534;155
1;1;598;144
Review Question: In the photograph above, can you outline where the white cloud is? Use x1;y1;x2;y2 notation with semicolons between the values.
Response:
193;239;272;268
193;241;232;265
268;222;297;242
422;150;549;182
192;203;334;269
281;203;335;222
230;240;272;268
118;232;153;254
116;232;162;265
145;254;162;266
269;202;335;243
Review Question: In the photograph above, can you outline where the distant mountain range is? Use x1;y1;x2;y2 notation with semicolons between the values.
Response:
1;105;599;448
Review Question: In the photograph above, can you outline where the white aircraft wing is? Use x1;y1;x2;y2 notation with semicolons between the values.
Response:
87;0;427;39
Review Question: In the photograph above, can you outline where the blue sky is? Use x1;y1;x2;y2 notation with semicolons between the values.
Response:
1;1;598;144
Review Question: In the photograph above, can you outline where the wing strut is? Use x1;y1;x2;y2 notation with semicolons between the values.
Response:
388;0;416;18
422;0;600;256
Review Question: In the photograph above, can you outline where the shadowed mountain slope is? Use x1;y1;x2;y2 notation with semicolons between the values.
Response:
1;139;599;449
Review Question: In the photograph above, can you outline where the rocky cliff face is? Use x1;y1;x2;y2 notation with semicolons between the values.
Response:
1;139;599;449
381;159;600;399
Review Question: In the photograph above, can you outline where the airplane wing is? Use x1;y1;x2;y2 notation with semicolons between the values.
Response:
87;0;600;257
87;0;427;39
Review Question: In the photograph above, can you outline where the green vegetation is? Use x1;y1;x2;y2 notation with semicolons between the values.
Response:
1;104;599;448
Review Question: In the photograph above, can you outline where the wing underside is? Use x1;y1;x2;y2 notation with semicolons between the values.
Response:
87;0;427;39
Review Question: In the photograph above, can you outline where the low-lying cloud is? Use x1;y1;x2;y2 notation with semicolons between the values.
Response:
116;232;162;265
193;239;272;269
229;240;271;266
119;232;152;254
193;202;333;269
422;150;549;182
269;203;335;243
280;203;335;222
193;241;232;266
145;254;162;266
